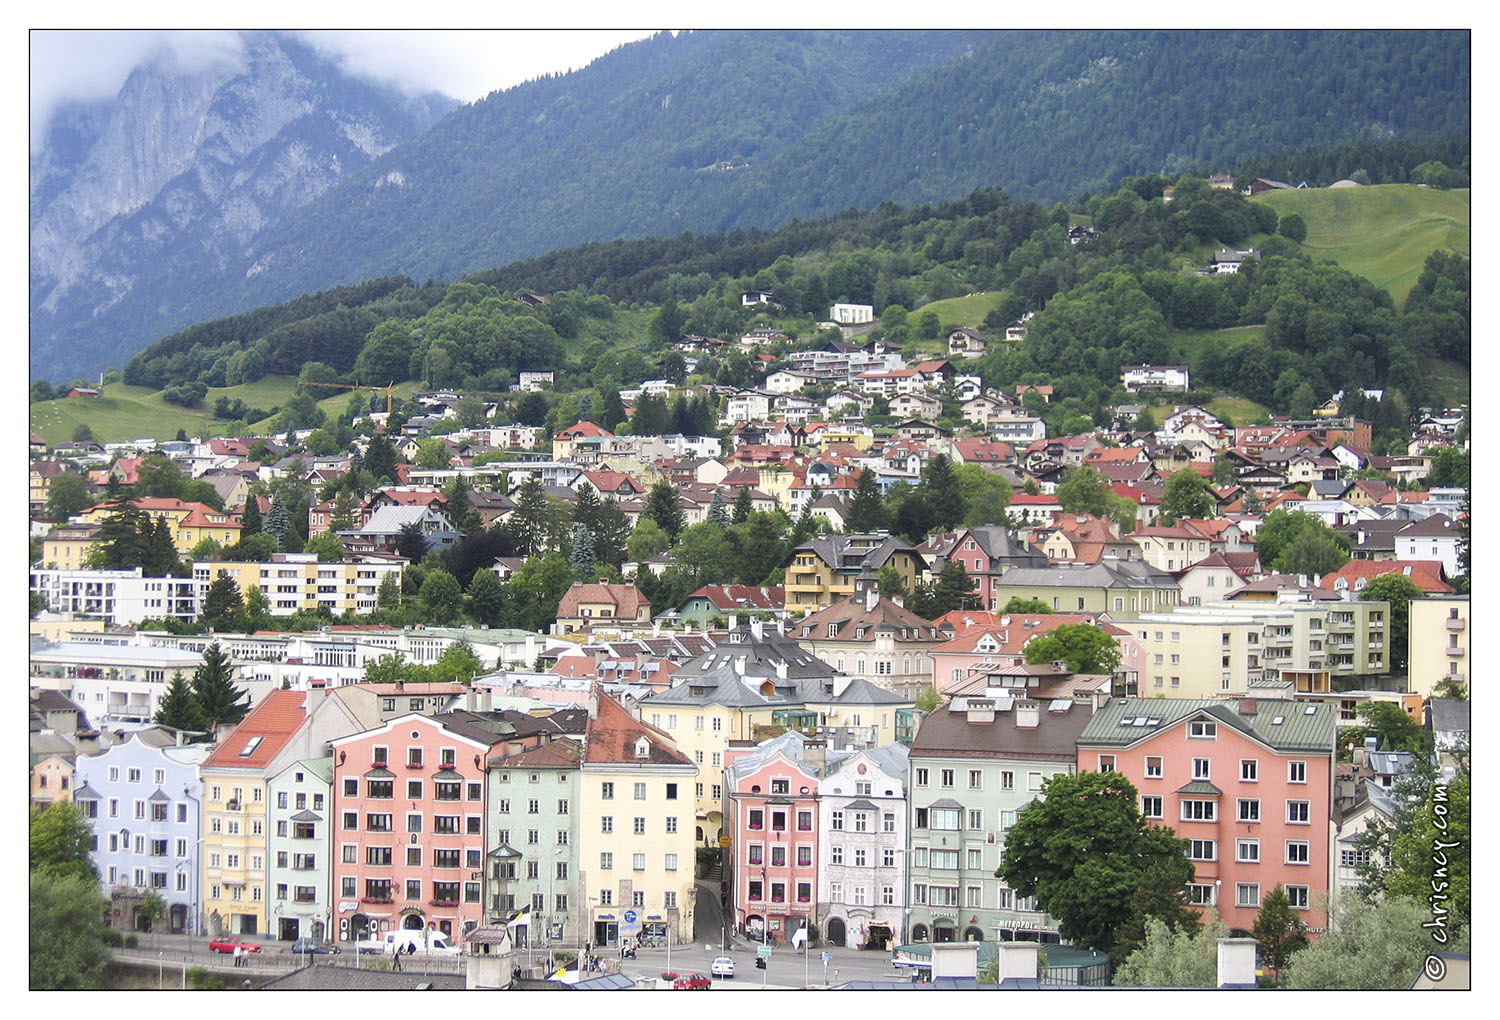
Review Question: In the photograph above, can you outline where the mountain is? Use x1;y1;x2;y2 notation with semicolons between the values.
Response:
30;31;456;383
31;29;1468;384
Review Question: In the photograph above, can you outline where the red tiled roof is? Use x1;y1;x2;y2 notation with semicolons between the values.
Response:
557;421;611;440
201;689;308;770
584;687;692;765
557;582;651;621
1319;560;1453;594
930;614;1100;655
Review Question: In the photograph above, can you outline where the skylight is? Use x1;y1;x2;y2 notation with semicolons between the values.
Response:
238;736;263;758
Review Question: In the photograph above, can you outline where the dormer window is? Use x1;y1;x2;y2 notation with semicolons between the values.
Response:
634;738;651;759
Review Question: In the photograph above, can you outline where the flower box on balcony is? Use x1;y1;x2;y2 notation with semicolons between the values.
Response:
438;763;455;771
405;762;424;769
360;897;394;904
430;900;459;908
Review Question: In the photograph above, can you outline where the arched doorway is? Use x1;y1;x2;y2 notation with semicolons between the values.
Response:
312;920;326;941
349;913;371;943
826;917;846;947
910;923;929;942
964;927;984;942
169;903;187;934
932;919;956;943
401;912;426;930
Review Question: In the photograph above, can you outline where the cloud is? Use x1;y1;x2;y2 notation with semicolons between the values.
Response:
29;29;658;152
30;30;246;151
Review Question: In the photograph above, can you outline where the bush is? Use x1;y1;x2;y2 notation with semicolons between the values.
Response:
123;934;138;948
100;928;124;947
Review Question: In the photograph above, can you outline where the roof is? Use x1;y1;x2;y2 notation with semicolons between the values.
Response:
1319;560;1452;594
584;687;693;767
258;963;465;990
201;689;308;771
909;699;1096;760
1078;697;1335;754
1427;699;1469;733
557;582;651;620
488;736;585;769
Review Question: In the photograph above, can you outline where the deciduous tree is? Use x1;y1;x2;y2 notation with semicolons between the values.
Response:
1023;623;1122;674
999;770;1191;956
1285;894;1468;989
1253;885;1309;981
30;871;112;990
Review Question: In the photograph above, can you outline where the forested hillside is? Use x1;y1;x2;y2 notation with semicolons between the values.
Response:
34;29;1467;384
69;156;1467;450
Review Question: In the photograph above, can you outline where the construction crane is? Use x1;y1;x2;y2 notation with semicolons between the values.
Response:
300;380;398;413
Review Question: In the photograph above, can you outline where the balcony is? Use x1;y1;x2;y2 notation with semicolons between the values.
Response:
1446;617;1466;632
1446;646;1465;658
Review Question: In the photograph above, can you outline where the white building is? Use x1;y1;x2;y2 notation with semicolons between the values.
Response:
1121;365;1191;393
830;303;875;325
817;744;908;949
29;642;266;726
30;568;202;626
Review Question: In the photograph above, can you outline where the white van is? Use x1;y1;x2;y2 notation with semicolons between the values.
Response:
354;929;460;956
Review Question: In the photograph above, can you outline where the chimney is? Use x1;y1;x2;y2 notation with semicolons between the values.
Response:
775;660;788;680
734;656;746;676
1216;938;1258;988
803;738;826;773
866;585;878;611
729;612;739;632
1237;699;1257;715
750;618;764;641
966;699;996;724
1014;699;1040;729
996;941;1041;982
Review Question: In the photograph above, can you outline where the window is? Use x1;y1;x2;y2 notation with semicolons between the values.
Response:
666;816;678;834
1236;838;1260;863
664;891;677;909
367;779;393;799
1288;761;1307;784
967;848;983;870
1240;760;1258;782
634;782;648;800
829;810;842;831
929;808;961;830
829;845;842;865
940;769;954;788
883;812;896;833
600;852;613;870
1189;720;1217;739
407;813;423;833
632;853;646;871
633;817;646;835
1192;758;1211;780
852;847;866;867
1098;755;1116;773
434;816;460;834
1187;884;1215;906
1287;801;1310;824
1188;839;1217;862
852;812;867;832
1285;885;1310;910
1181;800;1216;822
342;811;357;830
748;881;764;901
407;847;422;867
797;810;812;831
366;846;392;866
365;813;392;832
601;782;614;799
1000;771;1014;790
1340;848;1372;870
1285;841;1310;865
914;768;929;787
665;853;678;871
1236;883;1260;908
771;846;787;868
1237;798;1260;823
1141;796;1163;819
750;809;764;830
600;815;614;834
968;808;983;830
599;890;613;907
797;846;813;867
1001;810;1016;830
1027;772;1043;792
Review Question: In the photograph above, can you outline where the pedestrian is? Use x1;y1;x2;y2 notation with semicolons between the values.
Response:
233;944;243;967
392;945;402;971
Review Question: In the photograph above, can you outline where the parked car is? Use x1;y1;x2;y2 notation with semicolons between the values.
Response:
209;936;262;954
673;972;712;990
711;956;735;979
288;938;340;955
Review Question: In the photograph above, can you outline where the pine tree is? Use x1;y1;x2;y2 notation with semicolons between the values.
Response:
153;671;207;733
377;573;401;609
190;643;247;730
143;518;181;576
569;524;597;578
240;496;262;536
363;433;399;485
707;488;729;529
731;486;753;526
644;479;687;539
201;573;244;627
509;475;552;556
846;469;887;532
329;491;358;531
920;454;966;531
264;491;290;549
572;481;603;532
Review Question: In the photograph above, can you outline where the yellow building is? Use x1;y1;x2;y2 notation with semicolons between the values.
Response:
40;522;100;571
193;553;403;616
1133;600;1391;697
816;426;875;452
31;754;74;807
784;534;927;614
79;497;242;555
199;690;307;937
579;689;698;946
1408;595;1468;699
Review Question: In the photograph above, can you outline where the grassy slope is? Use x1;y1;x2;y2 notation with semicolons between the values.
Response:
29;378;424;446
1252;184;1470;307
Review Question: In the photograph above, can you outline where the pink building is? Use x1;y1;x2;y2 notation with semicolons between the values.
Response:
927;613;1102;693
1077;698;1335;934
330;713;507;947
724;733;825;945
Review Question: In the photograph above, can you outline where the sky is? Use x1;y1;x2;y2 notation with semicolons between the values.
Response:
28;29;660;151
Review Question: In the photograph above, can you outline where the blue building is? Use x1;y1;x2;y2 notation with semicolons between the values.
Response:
74;728;209;934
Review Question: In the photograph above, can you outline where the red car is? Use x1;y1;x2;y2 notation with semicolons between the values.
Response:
209;936;263;954
673;972;711;990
